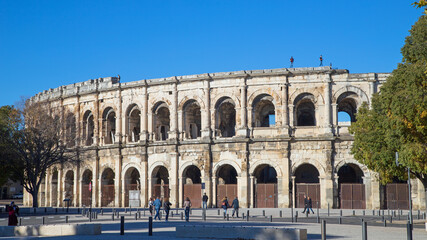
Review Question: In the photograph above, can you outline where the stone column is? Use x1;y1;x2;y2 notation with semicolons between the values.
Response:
94;94;100;145
363;176;372;209
320;176;334;208
57;168;63;207
236;85;248;137
94;157;99;207
212;177;217;207
333;173;339;208
250;175;255;208
288;104;295;127
116;156;123;207
324;75;332;135
98;173;102;207
178;177;184;207
148;178;153;203
73;167;79;207
169;82;179;139
201;79;211;139
78;179;83;208
237;175;249;208
147;112;153;141
141;86;149;141
281;83;289;127
170;152;179;207
291;176;296;208
177;110;184;140
332;103;338;135
141;160;148;207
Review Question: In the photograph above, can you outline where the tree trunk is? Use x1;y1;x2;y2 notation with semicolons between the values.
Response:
31;188;39;208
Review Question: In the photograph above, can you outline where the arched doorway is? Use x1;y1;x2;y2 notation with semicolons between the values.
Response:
101;168;115;207
252;94;275;127
183;165;202;208
125;167;140;207
294;93;316;126
338;164;365;209
183;100;201;139
64;170;74;206
102;108;116;144
295;164;320;208
215;97;236;137
153;102;170;141
152;166;170;199
254;164;278;208
127;105;141;142
51;169;58;206
81;169;92;207
216;164;238;207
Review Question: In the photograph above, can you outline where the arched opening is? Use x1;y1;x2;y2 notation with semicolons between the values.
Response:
294;164;320;208
253;164;278;208
216;164;238;207
65;113;76;148
337;92;358;124
152;166;170;200
82;111;94;146
64;170;74;206
127;105;141;142
183;100;201;139
153;102;170;141
125;167;140;207
252;94;275;127
294;93;316;126
102;108;116;144
183;165;202;207
215;97;236;137
338;163;365;209
81;169;93;207
51;169;58;207
101;168;115;207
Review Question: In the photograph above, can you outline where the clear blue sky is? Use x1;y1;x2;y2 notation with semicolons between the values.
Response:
0;1;423;107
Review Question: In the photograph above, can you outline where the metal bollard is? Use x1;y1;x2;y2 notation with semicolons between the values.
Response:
407;221;412;240
295;211;298;222
383;219;387;227
339;217;342;224
218;209;220;215
180;212;183;220
101;208;103;215
362;220;367;240
148;216;153;236
34;208;36;214
135;213;138;220
125;208;127;213
306;210;309;218
242;213;245;219
327;203;330;216
353;210;355;216
291;207;294;223
112;213;115;221
262;210;265;216
390;216;392;224
176;208;178;215
139;211;141;219
42;216;45;225
280;210;282;218
246;210;250;222
270;215;273;222
363;210;365;216
66;216;68;223
19;217;22;226
226;214;229;221
372;210;375;215
55;208;58;213
45;208;47;213
417;210;420;219
340;210;342;216
120;216;124;235
321;220;326;240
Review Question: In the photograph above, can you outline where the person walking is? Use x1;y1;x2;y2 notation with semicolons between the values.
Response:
148;197;154;216
301;195;308;214
202;193;208;209
221;196;230;219
231;196;239;218
183;197;192;222
8;205;17;226
163;198;172;222
153;197;162;220
307;196;315;214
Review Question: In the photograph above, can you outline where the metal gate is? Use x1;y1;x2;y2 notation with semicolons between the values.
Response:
101;184;115;207
217;184;237;207
183;184;201;208
81;184;91;207
340;183;365;209
255;184;277;208
153;184;170;199
386;183;409;210
125;184;139;207
296;183;320;208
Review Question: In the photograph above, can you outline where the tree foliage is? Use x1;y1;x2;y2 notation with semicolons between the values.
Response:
350;15;427;187
0;101;80;207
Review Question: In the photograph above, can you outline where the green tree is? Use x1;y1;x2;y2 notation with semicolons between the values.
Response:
350;15;427;187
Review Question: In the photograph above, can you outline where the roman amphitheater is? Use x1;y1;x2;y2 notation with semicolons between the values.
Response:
25;66;426;210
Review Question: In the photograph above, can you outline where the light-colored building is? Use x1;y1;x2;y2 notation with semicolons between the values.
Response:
25;66;426;210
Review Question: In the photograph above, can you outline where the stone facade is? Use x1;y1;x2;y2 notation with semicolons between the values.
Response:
24;66;425;210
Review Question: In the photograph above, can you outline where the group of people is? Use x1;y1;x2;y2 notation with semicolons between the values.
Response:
221;196;239;219
8;201;20;226
148;197;172;221
302;195;315;214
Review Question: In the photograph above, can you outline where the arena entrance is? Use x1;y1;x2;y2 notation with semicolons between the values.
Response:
81;169;92;207
338;164;365;209
125;167;140;207
51;169;58;206
216;164;237;207
183;165;202;208
152;166;170;199
385;182;409;210
64;170;74;206
254;164;277;208
295;164;320;208
101;168;115;207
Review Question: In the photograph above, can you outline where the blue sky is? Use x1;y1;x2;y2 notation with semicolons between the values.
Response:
0;1;423;107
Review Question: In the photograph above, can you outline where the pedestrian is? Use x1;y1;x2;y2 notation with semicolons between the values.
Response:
302;195;308;214
163;198;172;222
153;197;162;220
8;205;17;226
290;56;294;68
221;196;230;219
148;197;154;216
202;193;208;209
183;197;192;222
231;196;239;218
307;196;315;214
319;55;323;66
11;201;19;216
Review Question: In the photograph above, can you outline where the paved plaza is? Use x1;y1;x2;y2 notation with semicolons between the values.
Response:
0;207;426;239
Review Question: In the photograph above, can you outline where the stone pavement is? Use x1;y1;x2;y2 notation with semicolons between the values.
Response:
1;208;426;239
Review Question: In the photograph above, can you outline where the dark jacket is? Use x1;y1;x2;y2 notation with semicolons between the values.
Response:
304;197;309;207
202;195;208;202
163;201;172;210
222;199;229;209
307;198;313;208
231;198;239;209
